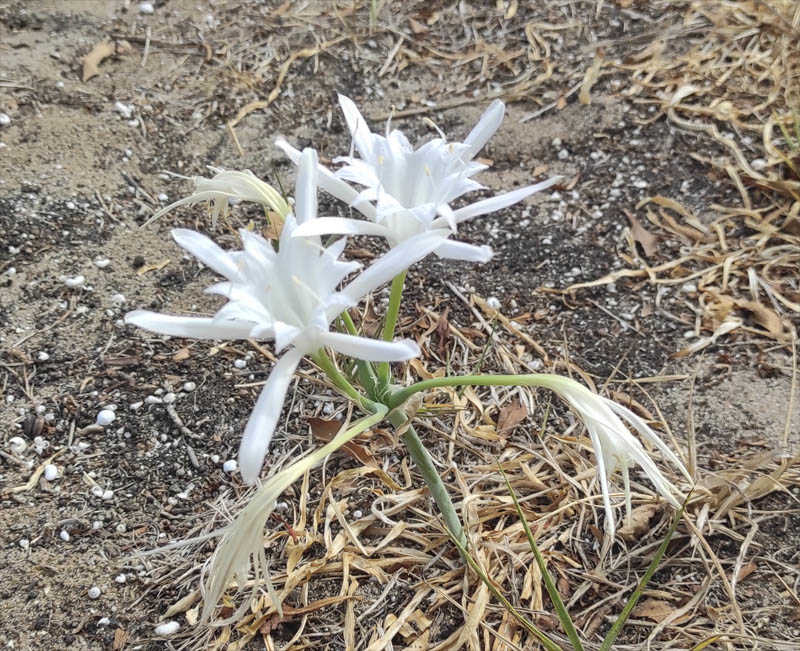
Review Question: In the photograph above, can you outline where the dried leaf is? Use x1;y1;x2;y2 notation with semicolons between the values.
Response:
112;627;129;650
172;347;191;362
618;503;661;540
734;299;785;338
736;559;757;582
579;50;604;105
625;209;659;258
496;398;528;434
634;598;675;623
307;417;342;440
82;39;131;82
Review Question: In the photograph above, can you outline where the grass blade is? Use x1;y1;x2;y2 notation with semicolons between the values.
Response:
499;465;584;651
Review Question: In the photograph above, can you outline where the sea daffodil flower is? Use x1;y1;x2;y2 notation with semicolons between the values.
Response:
144;168;291;228
126;149;446;483
549;377;691;537
278;94;560;262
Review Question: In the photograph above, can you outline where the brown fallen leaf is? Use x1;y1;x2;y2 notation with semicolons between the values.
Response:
624;209;659;258
496;398;528;434
633;598;674;623
112;627;129;650
736;559;757;582
82;39;131;82
734;298;785;338
618;503;661;540
307;417;342;440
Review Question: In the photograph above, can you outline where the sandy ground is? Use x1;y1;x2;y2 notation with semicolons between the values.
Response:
1;1;798;650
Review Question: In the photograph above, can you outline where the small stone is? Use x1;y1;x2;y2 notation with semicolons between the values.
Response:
93;257;111;268
210;454;220;464
162;392;176;404
115;574;126;584
114;101;134;119
352;510;363;519
751;158;767;171
92;521;103;530
233;359;247;369
60;530;71;542
91;485;104;498
44;464;59;481
557;148;569;160
37;351;50;362
0;113;10;127
157;193;168;202
98;617;111;626
63;275;85;288
9;436;27;454
110;293;126;305
115;523;126;534
19;538;29;549
486;296;501;310
102;489;114;501
138;2;155;14
154;621;180;636
182;381;196;392
222;459;237;473
96;409;116;426
88;586;101;599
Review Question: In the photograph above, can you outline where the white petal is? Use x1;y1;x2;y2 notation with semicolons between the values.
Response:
462;99;505;160
293;217;391;239
338;94;373;159
339;230;448;306
273;321;302;353
319;331;420;361
452;178;562;224
124;310;252;339
238;350;303;484
588;428;617;539
172;228;242;280
434;240;493;263
295;148;318;224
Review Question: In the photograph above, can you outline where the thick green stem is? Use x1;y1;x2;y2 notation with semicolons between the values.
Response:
339;311;379;397
388;373;574;409
377;271;407;387
390;411;467;549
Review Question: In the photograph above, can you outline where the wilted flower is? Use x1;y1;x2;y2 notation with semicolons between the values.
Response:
144;168;290;227
539;375;691;538
127;149;446;483
278;94;559;262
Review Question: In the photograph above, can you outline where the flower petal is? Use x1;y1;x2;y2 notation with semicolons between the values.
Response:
338;93;373;159
172;228;242;280
434;240;493;263
588;427;617;539
319;331;420;361
339;230;448;307
124;310;253;339
292;217;392;239
462;99;505;160
295;148;318;224
238;349;303;484
451;177;562;224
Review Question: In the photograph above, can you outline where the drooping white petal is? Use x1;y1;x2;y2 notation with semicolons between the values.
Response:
124;310;253;339
338;230;449;309
238;349;303;484
292;217;392;239
319;331;420;361
462;99;505;160
451;178;562;224
588;427;618;539
338;94;374;160
295;148;318;224
172;228;243;280
434;240;493;263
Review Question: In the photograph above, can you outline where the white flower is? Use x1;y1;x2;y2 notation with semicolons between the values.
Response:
539;376;691;538
126;149;446;484
278;94;560;262
144;168;290;227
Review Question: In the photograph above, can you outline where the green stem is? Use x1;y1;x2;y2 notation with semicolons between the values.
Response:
377;271;407;387
388;373;574;409
339;311;379;397
390;411;466;549
311;350;376;412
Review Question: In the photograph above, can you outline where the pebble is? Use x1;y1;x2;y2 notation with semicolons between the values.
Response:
157;193;168;202
145;395;163;405
102;489;114;501
233;359;247;369
0;112;10;127
115;574;127;584
33;436;48;454
222;459;237;473
154;621;180;636
210;454;220;464
88;586;101;599
9;436;27;454
92;485;104;498
98;617;111;626
116;523;126;534
138;2;155;14
114;102;134;119
62;275;85;288
486;296;501;310
352;510;363;519
59;530;71;542
37;351;50;361
111;293;126;305
96;409;116;426
182;381;196;392
751;158;767;171
93;257;111;268
162;392;176;404
19;538;29;549
44;464;59;481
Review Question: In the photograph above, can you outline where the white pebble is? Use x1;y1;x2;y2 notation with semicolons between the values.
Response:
115;523;126;534
222;459;237;473
145;395;163;405
92;520;103;530
63;275;85;288
210;454;220;464
0;112;10;126
182;381;196;392
154;621;180;636
98;617;111;626
33;436;48;454
88;586;101;599
113;101;134;119
91;485;104;498
157;193;168;202
37;351;50;361
751;158;767;171
44;464;59;481
486;296;501;310
93;257;111;268
60;530;71;542
129;401;143;411
9;436;27;454
102;489;114;501
110;293;126;305
162;392;176;404
115;573;127;584
19;538;29;549
96;409;116;426
138;2;155;14
233;358;247;369
352;510;363;519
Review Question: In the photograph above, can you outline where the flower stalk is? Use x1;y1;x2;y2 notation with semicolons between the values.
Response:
377;270;407;387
